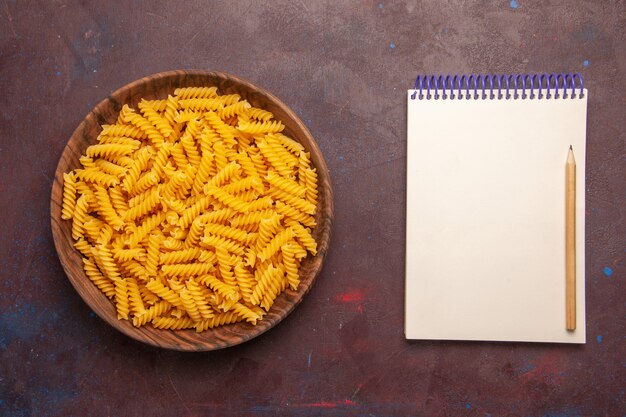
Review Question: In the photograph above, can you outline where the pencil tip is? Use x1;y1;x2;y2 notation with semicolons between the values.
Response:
569;145;573;150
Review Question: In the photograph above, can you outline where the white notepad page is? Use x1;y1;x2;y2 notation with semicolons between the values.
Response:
405;89;587;343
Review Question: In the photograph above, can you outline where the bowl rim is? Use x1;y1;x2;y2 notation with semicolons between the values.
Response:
50;69;333;351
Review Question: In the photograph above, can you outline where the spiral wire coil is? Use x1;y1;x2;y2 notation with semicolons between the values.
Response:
410;73;585;100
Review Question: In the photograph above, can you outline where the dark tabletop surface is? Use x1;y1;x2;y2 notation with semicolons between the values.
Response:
1;1;625;416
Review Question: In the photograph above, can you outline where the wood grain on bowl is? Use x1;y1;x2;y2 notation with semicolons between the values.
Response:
50;70;333;351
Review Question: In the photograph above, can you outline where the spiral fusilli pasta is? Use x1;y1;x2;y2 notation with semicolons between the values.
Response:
61;172;77;220
61;85;320;331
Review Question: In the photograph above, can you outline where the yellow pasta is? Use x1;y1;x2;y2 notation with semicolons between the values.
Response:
176;168;197;190
132;300;172;327
86;143;137;159
256;214;283;251
113;247;146;262
245;196;274;212
62;85;319;331
257;228;295;261
198;250;217;264
266;134;299;168
152;317;196;330
218;101;252;120
71;195;91;240
186;279;215;319
179;121;202;166
126;211;165;247
184;216;205;248
203;223;249;243
132;171;160;195
234;262;256;303
145;279;185;309
127;183;160;209
274;200;316;228
127;278;146;315
94;159;128;177
258;141;293;179
260;269;288;311
286;220;318;255
106;155;135;169
239;120;284;135
138;284;160;305
150;143;172;178
100;123;147;140
108;186;129;214
247;107;274;122
94;185;125;230
249;263;282;307
231;302;262;324
162;237;184;251
161;171;187;200
174;86;218;100
195;312;242;332
179;288;203;322
192;143;215;194
266;187;316;215
98;224;114;245
215;292;240;312
61;172;77;220
229;209;274;229
221;176;259;195
114;278;130;320
270;132;304;154
121;260;148;283
177;112;205;126
159;247;201;264
211;140;229;171
202;234;246;256
139;98;168;112
74;238;94;258
265;170;306;198
198;273;238;300
281;243;300;291
163;96;181;141
205;185;249;213
161;262;214;278
202;207;235;224
92;245;122;282
204;111;237;146
298;151;311;187
122;146;154;192
204;161;240;189
83;217;104;242
215;245;237;289
179;195;213;229
83;257;116;299
76;168;119;187
138;100;175;138
120;105;164;146
303;167;318;206
123;186;161;221
177;98;222;111
162;197;186;216
145;233;162;277
169;308;186;319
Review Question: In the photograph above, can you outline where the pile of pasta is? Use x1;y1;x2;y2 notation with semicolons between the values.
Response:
61;86;318;332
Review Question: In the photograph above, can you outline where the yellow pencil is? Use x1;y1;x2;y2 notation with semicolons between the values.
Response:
566;145;576;331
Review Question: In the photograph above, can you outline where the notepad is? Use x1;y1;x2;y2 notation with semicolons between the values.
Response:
405;74;587;343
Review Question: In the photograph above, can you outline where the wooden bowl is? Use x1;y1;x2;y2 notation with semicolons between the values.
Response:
50;70;333;351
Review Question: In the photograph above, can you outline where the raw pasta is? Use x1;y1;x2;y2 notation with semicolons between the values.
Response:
62;86;318;332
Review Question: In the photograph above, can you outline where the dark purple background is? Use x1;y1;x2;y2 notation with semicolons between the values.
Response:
1;1;624;416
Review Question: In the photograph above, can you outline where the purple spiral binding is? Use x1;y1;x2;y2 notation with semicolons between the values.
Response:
410;73;585;100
